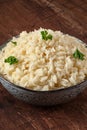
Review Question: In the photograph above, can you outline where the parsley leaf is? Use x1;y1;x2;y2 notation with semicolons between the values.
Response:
11;41;17;45
47;34;52;40
73;49;85;60
41;30;52;40
4;56;18;65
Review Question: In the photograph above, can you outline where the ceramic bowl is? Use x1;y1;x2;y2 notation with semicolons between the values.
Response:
0;38;87;106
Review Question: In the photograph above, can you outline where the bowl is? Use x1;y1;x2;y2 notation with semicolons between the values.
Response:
0;38;87;106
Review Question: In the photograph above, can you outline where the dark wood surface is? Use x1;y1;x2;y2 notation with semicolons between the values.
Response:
0;0;87;130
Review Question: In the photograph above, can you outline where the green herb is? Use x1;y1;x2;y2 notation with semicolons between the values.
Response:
4;56;18;65
11;41;17;45
41;30;52;40
73;49;85;60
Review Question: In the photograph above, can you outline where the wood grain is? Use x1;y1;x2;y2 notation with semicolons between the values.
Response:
0;0;87;130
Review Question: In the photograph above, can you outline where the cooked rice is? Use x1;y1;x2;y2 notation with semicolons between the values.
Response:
0;28;87;91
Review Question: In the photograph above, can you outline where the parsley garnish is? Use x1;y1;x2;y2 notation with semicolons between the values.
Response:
11;41;17;45
4;56;18;65
41;30;52;40
73;49;85;60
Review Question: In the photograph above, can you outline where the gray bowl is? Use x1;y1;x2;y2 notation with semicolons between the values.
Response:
0;38;87;106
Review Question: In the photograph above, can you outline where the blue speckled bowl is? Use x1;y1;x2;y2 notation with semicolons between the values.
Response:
0;38;87;106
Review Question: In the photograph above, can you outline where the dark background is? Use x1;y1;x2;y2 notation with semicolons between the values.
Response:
0;0;87;130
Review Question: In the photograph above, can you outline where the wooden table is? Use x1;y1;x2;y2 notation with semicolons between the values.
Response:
0;0;87;130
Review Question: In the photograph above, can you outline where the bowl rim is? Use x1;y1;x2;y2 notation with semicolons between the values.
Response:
0;74;87;93
0;35;87;93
